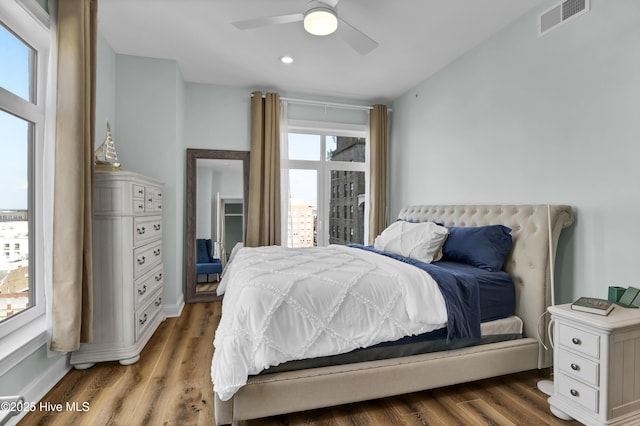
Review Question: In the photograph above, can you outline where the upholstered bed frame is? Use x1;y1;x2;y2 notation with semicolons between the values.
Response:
214;205;575;425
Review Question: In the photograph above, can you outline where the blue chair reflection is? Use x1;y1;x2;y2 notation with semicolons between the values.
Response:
196;238;222;282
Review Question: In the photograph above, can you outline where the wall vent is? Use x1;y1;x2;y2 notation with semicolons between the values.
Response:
538;0;589;37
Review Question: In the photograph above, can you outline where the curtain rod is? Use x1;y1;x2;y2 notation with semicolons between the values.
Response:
252;93;391;112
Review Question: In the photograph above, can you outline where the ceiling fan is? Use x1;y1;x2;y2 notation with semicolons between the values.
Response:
232;0;378;55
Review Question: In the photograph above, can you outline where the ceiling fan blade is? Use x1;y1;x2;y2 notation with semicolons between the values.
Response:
323;0;341;7
232;13;303;30
337;18;378;55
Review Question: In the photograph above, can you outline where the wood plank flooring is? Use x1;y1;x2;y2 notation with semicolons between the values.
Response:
19;302;580;426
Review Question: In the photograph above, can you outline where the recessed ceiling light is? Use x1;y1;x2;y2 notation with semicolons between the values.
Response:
280;56;294;64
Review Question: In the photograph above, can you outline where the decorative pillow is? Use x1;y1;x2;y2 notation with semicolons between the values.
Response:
374;221;449;263
442;225;513;271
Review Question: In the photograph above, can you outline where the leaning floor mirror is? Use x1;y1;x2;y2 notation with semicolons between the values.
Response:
185;149;249;303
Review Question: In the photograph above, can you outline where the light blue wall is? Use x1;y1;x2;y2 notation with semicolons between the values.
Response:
113;54;185;310
389;0;640;303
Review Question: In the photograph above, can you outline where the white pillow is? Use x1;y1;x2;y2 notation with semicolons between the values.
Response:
374;221;449;263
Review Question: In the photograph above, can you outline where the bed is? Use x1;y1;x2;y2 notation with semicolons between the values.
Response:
212;204;574;425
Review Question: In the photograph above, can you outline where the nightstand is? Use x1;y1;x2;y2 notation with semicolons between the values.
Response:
547;303;640;425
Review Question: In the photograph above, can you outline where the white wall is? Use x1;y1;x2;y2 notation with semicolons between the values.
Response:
196;166;213;239
389;0;640;303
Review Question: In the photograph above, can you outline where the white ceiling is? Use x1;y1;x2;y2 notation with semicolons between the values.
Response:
98;0;546;103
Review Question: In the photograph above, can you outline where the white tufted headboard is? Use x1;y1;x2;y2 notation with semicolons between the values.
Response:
397;205;574;368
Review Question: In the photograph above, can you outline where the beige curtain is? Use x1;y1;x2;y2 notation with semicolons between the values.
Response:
50;0;97;352
368;104;388;243
246;91;281;247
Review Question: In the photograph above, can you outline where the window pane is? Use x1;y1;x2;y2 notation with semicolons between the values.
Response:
326;136;365;163
0;24;34;103
329;171;365;245
288;133;320;161
0;109;31;322
286;169;317;247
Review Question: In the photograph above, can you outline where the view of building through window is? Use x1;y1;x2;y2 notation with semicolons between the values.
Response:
0;23;34;322
285;133;366;248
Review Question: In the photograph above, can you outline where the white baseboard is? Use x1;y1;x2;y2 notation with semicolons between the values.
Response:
5;353;71;426
163;293;184;318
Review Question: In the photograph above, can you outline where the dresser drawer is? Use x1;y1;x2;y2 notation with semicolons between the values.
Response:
145;186;163;212
557;373;599;413
558;349;599;387
133;216;162;246
132;183;145;200
558;323;600;359
133;240;162;278
135;264;163;309
135;291;163;340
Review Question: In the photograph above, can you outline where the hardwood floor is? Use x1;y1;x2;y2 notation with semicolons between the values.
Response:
20;302;580;426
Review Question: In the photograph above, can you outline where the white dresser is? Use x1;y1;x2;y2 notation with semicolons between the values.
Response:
70;171;165;369
548;303;640;425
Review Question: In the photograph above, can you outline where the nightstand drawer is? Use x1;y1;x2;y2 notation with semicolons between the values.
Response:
558;349;599;387
558;323;600;359
557;374;598;413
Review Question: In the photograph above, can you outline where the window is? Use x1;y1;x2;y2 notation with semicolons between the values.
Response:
282;123;368;247
0;1;51;368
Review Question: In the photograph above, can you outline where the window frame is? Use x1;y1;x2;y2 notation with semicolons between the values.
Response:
0;0;51;375
282;119;369;247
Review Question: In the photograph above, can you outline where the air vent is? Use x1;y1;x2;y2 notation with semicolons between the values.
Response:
538;0;589;37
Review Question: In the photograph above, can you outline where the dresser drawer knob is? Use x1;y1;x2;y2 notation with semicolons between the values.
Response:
138;189;144;195
138;285;147;296
570;363;580;371
154;224;161;231
138;204;144;210
155;273;162;282
155;297;162;307
137;226;146;235
571;337;581;345
570;389;579;397
137;256;146;265
153;249;161;256
139;313;148;326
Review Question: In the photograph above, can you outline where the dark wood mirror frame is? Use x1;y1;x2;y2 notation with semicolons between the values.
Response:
185;148;250;303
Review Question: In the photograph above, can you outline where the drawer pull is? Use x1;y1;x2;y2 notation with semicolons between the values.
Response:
138;285;147;296
158;204;162;209
138;204;144;210
571;337;581;345
137;256;146;265
139;313;148;326
154;224;161;230
155;273;162;282
570;389;579;397
137;226;146;235
570;363;580;371
138;189;144;195
153;249;161;256
155;297;163;307
148;197;153;202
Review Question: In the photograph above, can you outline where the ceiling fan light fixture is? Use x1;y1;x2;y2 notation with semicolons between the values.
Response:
304;3;338;36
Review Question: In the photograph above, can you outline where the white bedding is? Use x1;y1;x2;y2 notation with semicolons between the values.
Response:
211;245;448;401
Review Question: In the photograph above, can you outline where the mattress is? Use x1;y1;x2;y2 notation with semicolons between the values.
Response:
259;315;523;375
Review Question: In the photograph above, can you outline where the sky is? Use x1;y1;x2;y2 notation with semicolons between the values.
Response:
0;24;30;210
287;133;337;208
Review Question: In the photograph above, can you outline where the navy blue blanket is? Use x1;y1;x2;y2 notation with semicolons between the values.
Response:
349;244;481;342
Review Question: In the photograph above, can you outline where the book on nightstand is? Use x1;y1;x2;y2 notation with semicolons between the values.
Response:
571;297;614;316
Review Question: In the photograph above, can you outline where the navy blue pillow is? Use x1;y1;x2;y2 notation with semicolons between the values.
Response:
442;225;512;272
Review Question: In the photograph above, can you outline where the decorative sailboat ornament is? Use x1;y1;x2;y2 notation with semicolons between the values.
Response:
95;121;122;171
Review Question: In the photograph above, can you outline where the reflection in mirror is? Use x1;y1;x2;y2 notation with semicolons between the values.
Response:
186;149;249;303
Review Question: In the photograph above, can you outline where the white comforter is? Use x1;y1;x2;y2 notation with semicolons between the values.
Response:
211;245;447;401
